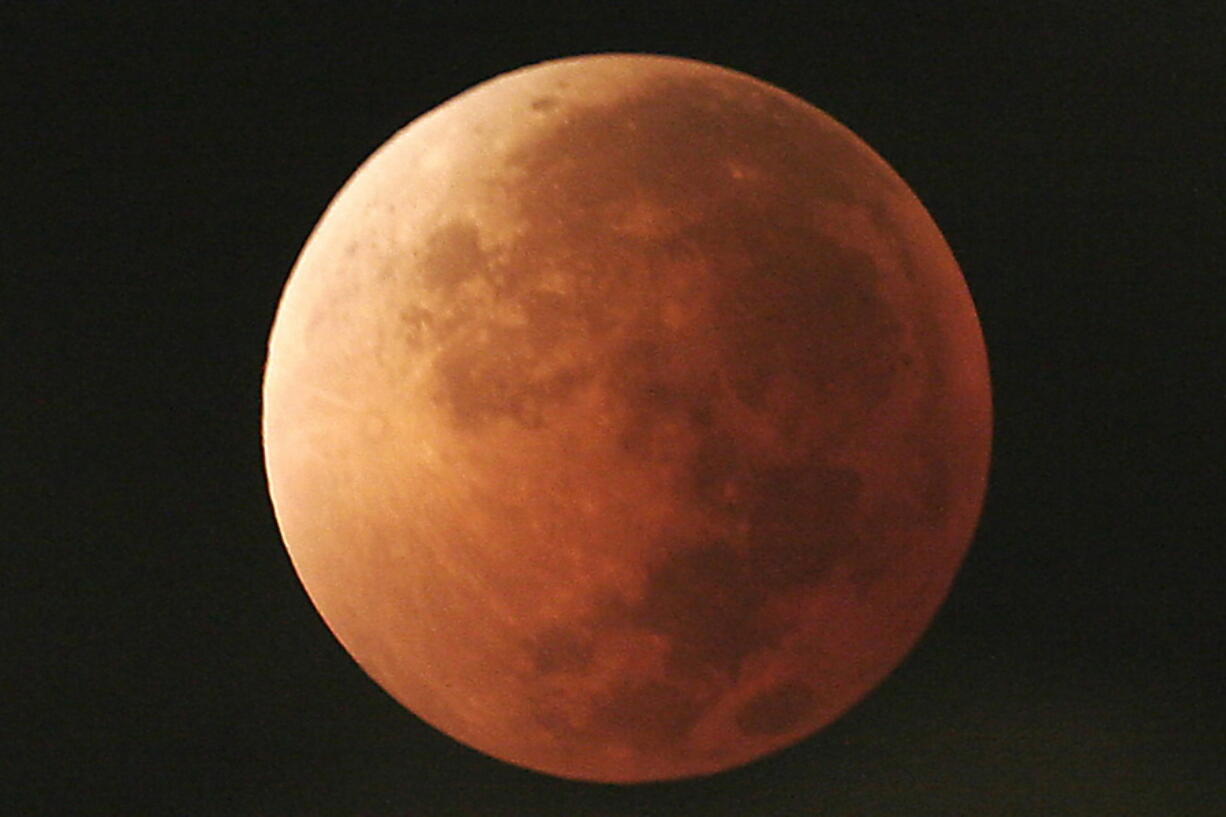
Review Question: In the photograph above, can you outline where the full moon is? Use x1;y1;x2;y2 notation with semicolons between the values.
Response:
262;54;991;783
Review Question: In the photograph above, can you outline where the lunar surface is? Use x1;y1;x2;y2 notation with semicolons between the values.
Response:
262;54;992;782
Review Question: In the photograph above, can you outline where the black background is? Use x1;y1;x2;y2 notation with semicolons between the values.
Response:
8;3;1223;815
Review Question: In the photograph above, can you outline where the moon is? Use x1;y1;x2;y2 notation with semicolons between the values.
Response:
262;53;991;783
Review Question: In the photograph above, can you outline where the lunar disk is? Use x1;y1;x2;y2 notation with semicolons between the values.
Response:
262;54;992;783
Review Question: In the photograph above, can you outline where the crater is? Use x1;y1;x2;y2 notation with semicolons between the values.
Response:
592;679;705;750
419;219;486;295
527;626;594;674
621;538;773;676
744;464;863;585
735;680;817;736
592;458;867;681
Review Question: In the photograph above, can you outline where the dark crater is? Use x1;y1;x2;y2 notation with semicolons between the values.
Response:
735;680;817;736
527;625;595;674
591;678;705;751
594;459;864;680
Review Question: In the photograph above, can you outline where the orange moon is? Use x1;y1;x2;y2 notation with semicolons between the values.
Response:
262;54;991;783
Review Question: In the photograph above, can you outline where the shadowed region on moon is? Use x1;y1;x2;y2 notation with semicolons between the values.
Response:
262;53;992;782
736;681;819;737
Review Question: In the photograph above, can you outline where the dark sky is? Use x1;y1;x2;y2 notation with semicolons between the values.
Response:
8;4;1222;815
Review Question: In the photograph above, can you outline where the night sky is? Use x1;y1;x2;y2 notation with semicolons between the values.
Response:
9;4;1222;815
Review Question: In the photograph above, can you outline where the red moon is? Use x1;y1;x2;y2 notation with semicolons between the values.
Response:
262;54;991;783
